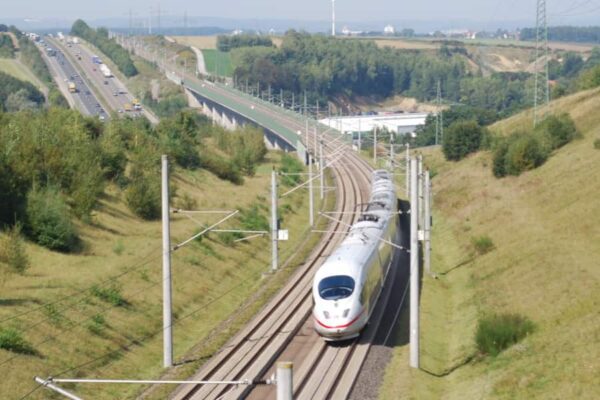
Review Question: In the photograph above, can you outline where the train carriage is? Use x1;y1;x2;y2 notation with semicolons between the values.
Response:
312;170;399;341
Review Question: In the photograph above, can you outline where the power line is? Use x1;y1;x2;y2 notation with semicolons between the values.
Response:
0;250;161;325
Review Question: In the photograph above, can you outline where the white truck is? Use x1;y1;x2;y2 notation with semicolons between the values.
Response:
99;64;112;78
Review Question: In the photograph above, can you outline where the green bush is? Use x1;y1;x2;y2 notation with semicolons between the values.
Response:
112;239;124;255
535;113;578;150
279;153;304;186
594;138;600;149
476;313;534;356
0;223;30;274
504;134;548;176
240;205;270;232
43;304;65;326
0;327;36;354
201;152;243;185
492;140;510;178
25;187;79;252
442;120;486;161
471;235;495;255
91;284;127;307
87;314;107;336
125;154;161;220
0;156;27;226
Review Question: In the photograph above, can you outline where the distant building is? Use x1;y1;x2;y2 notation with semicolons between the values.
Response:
341;26;363;36
319;113;428;138
232;29;243;36
384;25;395;35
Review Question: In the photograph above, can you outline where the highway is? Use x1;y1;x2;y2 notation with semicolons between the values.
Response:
41;38;107;118
49;37;159;124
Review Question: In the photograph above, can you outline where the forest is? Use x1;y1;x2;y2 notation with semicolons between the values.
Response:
231;31;531;117
0;108;267;253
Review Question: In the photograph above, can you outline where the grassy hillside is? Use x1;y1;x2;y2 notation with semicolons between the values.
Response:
0;151;326;399
0;59;46;92
381;87;600;398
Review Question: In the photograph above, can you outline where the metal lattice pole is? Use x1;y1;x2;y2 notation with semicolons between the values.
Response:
534;0;550;126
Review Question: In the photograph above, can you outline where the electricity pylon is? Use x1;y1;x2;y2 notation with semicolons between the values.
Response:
534;0;550;126
435;80;443;145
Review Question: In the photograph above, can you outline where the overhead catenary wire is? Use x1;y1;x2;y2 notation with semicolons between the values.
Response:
0;249;162;326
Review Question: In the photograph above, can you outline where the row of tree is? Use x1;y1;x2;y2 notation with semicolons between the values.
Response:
71;20;138;77
520;26;600;43
217;34;273;52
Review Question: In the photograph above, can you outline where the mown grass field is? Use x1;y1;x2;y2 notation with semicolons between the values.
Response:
0;151;328;399
173;36;282;50
201;49;233;77
380;88;600;399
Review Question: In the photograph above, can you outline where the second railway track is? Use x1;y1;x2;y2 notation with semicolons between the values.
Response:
168;80;401;400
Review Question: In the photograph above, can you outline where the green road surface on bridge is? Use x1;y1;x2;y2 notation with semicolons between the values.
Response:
184;79;302;149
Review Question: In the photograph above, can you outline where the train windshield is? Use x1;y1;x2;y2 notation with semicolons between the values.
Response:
318;275;355;301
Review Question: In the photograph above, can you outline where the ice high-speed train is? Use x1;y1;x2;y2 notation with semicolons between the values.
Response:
312;169;399;341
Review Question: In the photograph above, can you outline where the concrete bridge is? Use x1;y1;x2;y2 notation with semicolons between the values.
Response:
182;78;306;156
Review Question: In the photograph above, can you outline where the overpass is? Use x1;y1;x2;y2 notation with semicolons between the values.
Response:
181;77;307;154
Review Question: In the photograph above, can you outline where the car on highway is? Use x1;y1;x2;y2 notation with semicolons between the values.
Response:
104;80;108;85
113;91;118;96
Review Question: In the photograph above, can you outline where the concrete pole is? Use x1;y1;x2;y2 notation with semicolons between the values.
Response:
271;169;278;271
424;170;431;275
373;126;377;166
308;154;314;227
305;119;309;152
417;154;423;230
276;362;293;400
313;125;318;156
406;143;410;197
161;155;173;368
390;134;395;172
320;140;324;200
410;157;420;369
358;119;362;153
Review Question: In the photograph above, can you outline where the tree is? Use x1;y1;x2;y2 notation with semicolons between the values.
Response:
25;187;79;252
5;89;38;112
442;120;486;161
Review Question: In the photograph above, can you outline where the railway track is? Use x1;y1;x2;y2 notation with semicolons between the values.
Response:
167;78;403;400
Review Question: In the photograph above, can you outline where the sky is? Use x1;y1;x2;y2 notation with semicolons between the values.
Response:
2;0;599;29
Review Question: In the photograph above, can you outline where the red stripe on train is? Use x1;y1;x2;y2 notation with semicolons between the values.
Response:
314;309;365;329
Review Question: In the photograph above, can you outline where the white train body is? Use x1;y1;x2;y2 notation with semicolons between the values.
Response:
312;170;399;341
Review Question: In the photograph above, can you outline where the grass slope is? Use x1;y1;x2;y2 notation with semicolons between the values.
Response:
0;152;324;399
381;87;600;399
0;58;47;93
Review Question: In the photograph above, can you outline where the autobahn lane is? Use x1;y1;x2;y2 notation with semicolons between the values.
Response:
42;39;106;118
56;38;159;124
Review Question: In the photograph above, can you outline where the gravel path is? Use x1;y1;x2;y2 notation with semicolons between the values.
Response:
191;46;208;76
